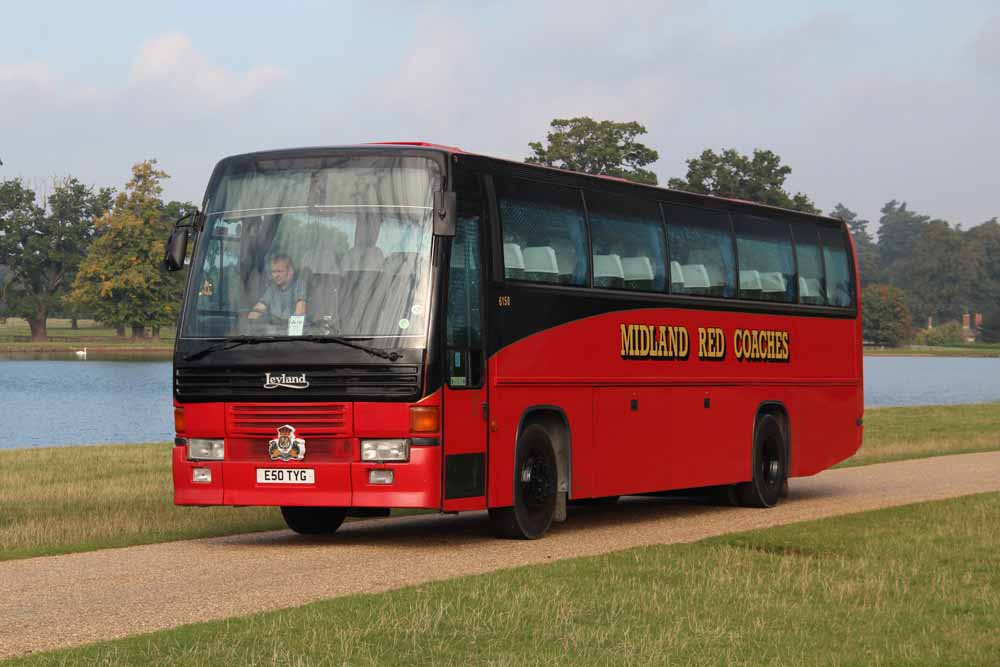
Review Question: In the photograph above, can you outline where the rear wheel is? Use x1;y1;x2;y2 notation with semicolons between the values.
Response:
489;424;558;539
280;507;347;535
735;414;786;508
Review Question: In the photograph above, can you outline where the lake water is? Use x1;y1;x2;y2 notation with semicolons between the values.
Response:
1;355;998;450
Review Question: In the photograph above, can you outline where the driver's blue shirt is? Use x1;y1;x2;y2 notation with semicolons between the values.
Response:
258;278;307;320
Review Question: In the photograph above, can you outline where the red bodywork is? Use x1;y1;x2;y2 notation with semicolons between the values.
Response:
174;393;442;508
485;307;862;508
174;305;862;510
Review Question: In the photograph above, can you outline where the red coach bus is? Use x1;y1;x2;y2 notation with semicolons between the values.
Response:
164;142;862;539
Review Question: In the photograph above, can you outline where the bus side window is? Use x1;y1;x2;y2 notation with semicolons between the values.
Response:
495;176;588;286
819;227;855;307
733;214;796;304
664;205;736;298
792;222;828;305
585;191;667;292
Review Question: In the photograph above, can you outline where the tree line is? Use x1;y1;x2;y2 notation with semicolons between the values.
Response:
0;161;194;341
2;118;997;344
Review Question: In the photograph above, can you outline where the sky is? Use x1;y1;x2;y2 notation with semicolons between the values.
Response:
2;0;998;228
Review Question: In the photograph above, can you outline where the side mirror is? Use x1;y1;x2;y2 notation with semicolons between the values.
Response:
163;227;189;272
433;191;456;237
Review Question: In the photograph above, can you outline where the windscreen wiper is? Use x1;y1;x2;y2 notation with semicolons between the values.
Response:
292;335;403;362
183;335;402;362
183;336;263;361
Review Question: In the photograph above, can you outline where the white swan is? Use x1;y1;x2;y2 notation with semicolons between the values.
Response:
74;347;87;359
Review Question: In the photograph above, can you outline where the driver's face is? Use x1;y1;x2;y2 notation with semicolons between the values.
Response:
271;261;293;288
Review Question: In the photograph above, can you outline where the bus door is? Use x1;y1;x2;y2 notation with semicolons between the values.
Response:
441;209;489;512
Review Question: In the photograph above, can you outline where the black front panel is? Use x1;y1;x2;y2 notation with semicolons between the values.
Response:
175;364;420;402
445;453;486;499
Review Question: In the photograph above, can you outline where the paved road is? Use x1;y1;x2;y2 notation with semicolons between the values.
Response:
3;451;1000;660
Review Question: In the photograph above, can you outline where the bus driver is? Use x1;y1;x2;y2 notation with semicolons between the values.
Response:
248;254;307;321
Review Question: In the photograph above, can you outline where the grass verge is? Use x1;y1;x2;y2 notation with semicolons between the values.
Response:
0;318;174;353
864;344;1000;357
0;443;283;562
6;492;1000;666
842;402;1000;467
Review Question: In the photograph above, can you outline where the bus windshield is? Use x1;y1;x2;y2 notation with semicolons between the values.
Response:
181;155;441;347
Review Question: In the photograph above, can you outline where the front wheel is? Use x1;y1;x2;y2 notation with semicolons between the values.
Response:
735;414;787;508
280;506;347;535
489;424;558;539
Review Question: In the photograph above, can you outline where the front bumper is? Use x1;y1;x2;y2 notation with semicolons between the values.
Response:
172;444;442;508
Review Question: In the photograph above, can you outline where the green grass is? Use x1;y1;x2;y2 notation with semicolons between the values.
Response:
0;443;284;561
842;402;1000;467
7;492;999;666
0;318;174;351
2;404;998;563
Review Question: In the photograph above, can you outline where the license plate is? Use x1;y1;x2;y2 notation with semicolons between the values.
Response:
256;468;315;484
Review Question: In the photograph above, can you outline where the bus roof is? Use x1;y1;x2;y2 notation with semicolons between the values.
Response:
220;142;841;225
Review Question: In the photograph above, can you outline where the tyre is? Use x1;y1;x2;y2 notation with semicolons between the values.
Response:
735;414;787;508
280;506;347;535
489;424;558;539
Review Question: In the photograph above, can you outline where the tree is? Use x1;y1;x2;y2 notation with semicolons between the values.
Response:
862;284;911;347
964;218;1000;320
0;178;112;341
979;304;1000;344
667;148;818;213
69;160;188;339
875;200;928;274
526;117;659;185
875;201;976;325
913;321;965;346
830;203;879;286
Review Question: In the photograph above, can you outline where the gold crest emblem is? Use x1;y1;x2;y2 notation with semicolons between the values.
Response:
268;424;306;461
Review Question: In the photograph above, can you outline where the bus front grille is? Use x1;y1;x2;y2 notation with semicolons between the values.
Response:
174;365;421;403
228;403;352;437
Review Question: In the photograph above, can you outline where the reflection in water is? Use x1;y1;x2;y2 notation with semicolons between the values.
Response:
0;355;997;450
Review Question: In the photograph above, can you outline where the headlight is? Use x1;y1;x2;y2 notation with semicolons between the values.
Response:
361;439;410;462
187;439;225;461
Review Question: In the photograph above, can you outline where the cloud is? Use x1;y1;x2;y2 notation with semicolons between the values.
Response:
0;33;287;200
129;32;285;110
359;7;997;224
0;62;57;88
973;16;1000;74
3;13;997;225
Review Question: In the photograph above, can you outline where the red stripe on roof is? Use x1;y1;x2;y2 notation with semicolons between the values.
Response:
367;141;465;153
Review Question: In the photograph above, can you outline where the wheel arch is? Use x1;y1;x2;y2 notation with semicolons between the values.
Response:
515;405;572;499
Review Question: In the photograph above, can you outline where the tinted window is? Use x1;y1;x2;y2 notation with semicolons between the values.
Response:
586;192;667;292
496;177;588;286
446;216;483;387
733;215;795;303
664;206;736;298
792;223;827;305
820;227;854;307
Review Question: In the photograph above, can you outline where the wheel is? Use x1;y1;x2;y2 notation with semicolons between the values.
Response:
735;414;787;508
280;506;347;535
489;424;558;539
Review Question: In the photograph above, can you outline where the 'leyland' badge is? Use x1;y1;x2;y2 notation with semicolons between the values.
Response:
268;425;306;461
